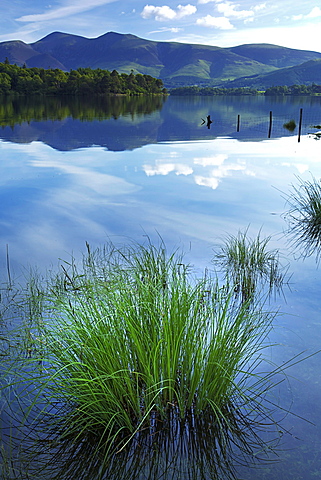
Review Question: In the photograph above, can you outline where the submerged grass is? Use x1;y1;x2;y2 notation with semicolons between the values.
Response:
212;230;289;303
283;175;321;263
0;238;302;479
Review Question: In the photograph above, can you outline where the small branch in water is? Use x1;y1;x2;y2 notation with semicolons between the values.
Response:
6;244;12;287
201;115;213;129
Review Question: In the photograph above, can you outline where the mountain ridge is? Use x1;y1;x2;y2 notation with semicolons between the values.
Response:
1;31;321;87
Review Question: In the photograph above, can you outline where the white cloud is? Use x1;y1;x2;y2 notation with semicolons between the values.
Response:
141;5;176;20
194;154;228;166
177;4;197;18
175;20;321;52
194;175;220;189
141;4;197;21
292;6;321;21
29;156;139;197
252;3;266;12
17;0;115;22
197;0;226;3
143;163;193;176
196;15;234;29
194;163;246;189
197;0;266;15
296;164;309;174
216;2;254;20
149;26;183;33
306;6;321;18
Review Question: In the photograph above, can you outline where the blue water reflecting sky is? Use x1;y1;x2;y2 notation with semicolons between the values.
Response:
1;112;321;477
1;133;320;273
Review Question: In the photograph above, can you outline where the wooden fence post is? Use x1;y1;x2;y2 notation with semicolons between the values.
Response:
237;114;240;132
268;111;272;138
298;108;303;142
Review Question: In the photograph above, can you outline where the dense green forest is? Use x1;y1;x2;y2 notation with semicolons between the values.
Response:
264;84;321;95
169;86;259;96
170;84;321;96
0;61;167;95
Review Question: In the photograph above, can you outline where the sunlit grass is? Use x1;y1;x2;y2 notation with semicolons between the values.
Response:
36;242;274;436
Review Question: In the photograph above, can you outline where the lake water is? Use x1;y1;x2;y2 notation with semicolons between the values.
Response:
1;94;321;479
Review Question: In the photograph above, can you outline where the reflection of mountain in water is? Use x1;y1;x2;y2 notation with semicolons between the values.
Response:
0;95;321;151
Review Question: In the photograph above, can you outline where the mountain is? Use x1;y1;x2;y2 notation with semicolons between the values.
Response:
0;39;67;69
1;31;321;87
227;43;321;68
224;58;321;89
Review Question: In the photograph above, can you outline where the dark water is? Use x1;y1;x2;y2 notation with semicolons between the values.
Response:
1;94;321;479
0;94;320;151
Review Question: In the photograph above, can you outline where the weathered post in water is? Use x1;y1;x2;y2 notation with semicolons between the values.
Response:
268;111;272;138
298;108;303;142
237;114;240;132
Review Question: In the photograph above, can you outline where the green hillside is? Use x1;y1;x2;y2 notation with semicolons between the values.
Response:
228;44;321;68
224;58;321;89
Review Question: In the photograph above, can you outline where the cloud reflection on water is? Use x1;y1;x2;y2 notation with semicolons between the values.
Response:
1;134;321;272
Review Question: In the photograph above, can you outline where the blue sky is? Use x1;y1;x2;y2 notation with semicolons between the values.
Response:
1;0;320;52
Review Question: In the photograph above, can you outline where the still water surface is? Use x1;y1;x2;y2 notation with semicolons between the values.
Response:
1;94;321;479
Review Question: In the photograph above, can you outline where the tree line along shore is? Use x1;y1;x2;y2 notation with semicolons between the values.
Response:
0;61;320;96
169;84;321;96
0;61;167;95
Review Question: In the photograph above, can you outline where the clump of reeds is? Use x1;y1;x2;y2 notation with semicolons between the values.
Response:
0;239;294;479
212;230;289;303
283;175;321;263
283;119;296;132
39;242;274;434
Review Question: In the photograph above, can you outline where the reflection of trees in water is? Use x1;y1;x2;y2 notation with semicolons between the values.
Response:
1;96;321;147
0;95;166;126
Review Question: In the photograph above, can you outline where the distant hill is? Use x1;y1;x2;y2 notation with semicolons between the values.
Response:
1;31;321;87
224;58;321;89
227;43;321;68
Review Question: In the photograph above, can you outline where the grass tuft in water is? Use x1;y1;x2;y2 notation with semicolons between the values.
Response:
39;242;274;436
212;230;289;303
0;239;298;479
283;175;321;263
